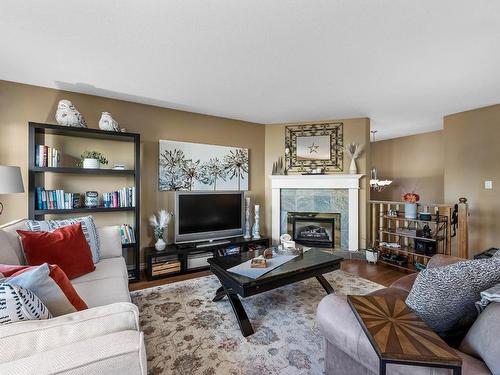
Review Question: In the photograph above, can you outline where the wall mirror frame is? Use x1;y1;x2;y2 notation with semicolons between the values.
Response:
285;122;343;173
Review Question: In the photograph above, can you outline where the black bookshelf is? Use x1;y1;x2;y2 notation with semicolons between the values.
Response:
28;122;141;283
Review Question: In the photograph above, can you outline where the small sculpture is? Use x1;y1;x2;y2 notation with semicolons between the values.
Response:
271;156;286;175
263;248;273;259
250;255;267;268
98;112;121;132
55;100;87;128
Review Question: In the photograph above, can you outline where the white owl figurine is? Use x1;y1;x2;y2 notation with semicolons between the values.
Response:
55;100;87;128
98;112;121;132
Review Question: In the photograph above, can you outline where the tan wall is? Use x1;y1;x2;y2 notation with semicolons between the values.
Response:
0;80;266;261
371;131;445;203
444;104;500;256
264;118;371;248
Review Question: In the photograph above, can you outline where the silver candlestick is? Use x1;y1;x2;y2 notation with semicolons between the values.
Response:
252;204;261;239
243;197;252;239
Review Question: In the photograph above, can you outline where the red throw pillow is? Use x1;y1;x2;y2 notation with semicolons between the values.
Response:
0;263;88;312
17;222;95;279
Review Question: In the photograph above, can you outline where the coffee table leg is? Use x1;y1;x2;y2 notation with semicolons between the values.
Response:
212;286;226;302
212;282;254;337
316;275;335;294
225;288;254;337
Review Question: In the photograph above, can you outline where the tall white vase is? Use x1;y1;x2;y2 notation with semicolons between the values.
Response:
252;204;261;239
243;197;252;239
349;158;357;174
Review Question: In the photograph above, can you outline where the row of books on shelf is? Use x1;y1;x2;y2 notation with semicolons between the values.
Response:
120;224;136;244
35;188;80;210
102;187;136;208
35;145;61;168
35;186;136;210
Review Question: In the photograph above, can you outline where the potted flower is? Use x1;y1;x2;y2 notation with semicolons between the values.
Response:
149;210;172;251
402;192;420;219
78;151;108;169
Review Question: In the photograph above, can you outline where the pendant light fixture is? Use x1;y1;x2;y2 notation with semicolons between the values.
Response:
370;130;392;192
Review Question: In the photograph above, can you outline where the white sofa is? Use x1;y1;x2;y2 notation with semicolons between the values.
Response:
0;219;147;375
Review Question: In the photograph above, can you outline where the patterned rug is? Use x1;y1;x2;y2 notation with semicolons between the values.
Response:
131;270;384;375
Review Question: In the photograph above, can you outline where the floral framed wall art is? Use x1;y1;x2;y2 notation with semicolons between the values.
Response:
285;122;343;173
159;140;249;191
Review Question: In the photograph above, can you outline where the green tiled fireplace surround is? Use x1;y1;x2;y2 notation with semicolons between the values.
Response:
280;188;349;249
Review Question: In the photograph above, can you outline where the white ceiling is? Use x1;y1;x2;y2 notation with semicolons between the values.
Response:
1;1;500;140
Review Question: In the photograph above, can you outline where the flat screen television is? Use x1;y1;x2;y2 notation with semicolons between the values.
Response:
175;191;244;243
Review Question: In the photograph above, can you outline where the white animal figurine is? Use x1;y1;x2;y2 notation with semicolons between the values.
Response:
55;100;87;127
98;112;121;132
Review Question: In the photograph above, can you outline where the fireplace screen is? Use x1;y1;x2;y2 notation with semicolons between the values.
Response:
288;212;341;248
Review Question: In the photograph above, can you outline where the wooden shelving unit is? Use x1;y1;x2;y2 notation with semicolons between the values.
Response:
28;122;141;282
370;201;455;272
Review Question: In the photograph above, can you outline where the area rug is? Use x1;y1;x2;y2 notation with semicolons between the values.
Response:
131;270;384;375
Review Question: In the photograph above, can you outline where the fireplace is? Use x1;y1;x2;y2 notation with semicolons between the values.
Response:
287;212;341;248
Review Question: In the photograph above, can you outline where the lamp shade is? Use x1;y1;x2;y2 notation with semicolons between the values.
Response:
0;166;24;194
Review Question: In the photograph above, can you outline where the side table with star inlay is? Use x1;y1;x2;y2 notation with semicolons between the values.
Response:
347;295;462;375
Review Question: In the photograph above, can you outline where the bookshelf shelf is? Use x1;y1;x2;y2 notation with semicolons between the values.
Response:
28;122;141;283
30;167;135;175
34;207;135;215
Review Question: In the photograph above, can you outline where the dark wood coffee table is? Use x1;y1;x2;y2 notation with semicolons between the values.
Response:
347;295;462;375
207;249;343;337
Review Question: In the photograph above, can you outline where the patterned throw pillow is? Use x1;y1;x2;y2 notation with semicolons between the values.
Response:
406;258;500;333
1;263;88;316
26;216;100;263
0;283;52;325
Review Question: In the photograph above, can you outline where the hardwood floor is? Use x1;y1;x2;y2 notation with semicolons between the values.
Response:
130;259;409;291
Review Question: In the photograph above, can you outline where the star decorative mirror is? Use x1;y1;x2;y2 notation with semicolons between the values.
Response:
285;122;343;173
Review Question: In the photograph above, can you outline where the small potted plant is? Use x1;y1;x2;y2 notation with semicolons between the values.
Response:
402;192;420;219
78;151;108;169
149;210;172;251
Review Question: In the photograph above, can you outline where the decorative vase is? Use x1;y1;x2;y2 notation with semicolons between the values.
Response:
85;191;98;208
243;197;251;239
154;238;166;251
82;158;100;169
349;158;357;174
404;203;417;219
252;204;261;239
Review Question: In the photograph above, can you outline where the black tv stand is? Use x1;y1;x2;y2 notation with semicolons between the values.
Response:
145;236;270;281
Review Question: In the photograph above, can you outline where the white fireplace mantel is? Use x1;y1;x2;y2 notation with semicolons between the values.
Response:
270;174;363;251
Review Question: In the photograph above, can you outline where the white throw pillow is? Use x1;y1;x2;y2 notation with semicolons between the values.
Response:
0;283;52;324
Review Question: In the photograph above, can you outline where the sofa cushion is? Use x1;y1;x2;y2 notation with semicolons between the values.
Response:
97;225;123;259
406;258;500;334
368;286;409;298
0;283;51;324
389;273;418;292
0;219;28;265
460;302;500;374
72;257;131;308
18;223;96;279
0;302;139;363
0;330;146;375
5;263;88;316
26;216;101;264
